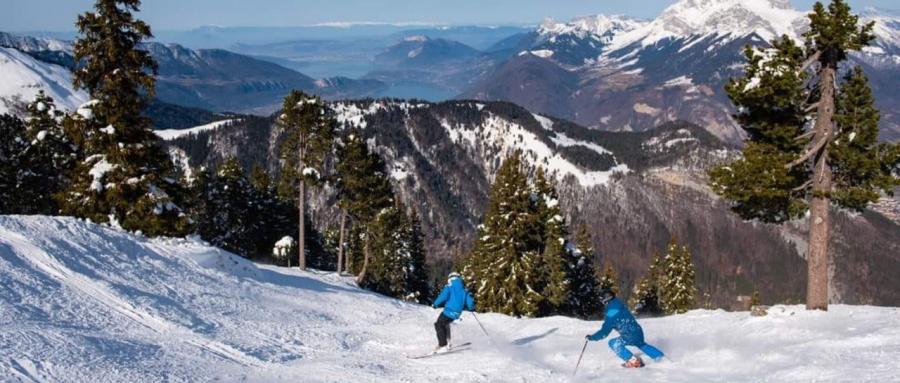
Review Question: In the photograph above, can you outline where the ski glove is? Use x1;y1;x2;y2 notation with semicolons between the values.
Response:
586;332;603;341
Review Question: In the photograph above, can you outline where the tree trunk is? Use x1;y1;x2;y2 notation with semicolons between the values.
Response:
357;230;370;283
337;210;347;275
807;64;836;311
298;179;306;270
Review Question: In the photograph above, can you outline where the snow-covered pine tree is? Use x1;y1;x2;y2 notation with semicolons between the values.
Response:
629;253;663;316
61;0;188;236
404;208;431;304
659;239;697;314
199;157;260;257
0;114;28;213
249;162;297;265
462;152;544;317
17;91;76;214
567;225;602;318
533;168;571;316
278;91;336;270
709;0;899;310
332;128;393;282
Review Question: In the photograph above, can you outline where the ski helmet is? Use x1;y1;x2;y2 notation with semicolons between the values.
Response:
600;288;616;305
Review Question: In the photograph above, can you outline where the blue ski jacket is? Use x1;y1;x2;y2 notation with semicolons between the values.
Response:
588;297;645;344
433;276;475;320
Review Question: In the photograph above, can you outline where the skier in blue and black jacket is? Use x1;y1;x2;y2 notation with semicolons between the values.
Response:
432;272;475;353
586;289;664;368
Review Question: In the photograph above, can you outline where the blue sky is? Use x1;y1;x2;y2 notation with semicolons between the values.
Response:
4;0;897;32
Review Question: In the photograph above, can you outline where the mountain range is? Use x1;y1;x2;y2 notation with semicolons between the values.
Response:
165;99;900;308
463;0;900;142
0;32;386;115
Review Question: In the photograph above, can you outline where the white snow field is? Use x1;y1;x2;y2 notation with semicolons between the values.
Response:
1;216;898;382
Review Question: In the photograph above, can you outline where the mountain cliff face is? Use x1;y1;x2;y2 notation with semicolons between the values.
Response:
167;99;900;308
464;0;900;142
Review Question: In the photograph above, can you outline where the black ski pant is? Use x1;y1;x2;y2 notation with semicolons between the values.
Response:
434;312;454;347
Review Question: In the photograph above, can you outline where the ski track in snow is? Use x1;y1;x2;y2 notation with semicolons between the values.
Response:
1;215;899;382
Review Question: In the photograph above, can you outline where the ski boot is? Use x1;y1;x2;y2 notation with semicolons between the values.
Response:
622;356;645;368
433;345;450;354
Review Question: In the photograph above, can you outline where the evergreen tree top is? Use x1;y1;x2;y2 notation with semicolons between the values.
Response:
805;0;875;64
74;0;157;131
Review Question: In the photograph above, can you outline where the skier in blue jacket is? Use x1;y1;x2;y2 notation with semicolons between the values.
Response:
432;272;475;353
586;289;664;368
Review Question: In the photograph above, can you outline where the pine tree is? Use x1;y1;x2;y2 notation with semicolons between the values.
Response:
598;261;620;296
0;93;76;215
200;157;260;257
333;128;393;282
709;0;898;310
0;114;28;213
18;91;76;214
363;203;408;298
751;288;762;307
629;253;663;316
462;152;544;317
277;91;336;270
61;0;188;236
659;239;697;315
249;162;294;262
186;166;214;235
533;168;571;316
567;225;602;318
405;208;432;304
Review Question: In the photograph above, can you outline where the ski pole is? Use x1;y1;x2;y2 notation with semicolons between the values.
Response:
470;312;490;337
573;339;589;376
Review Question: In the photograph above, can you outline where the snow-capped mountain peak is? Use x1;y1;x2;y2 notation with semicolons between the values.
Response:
612;0;805;48
537;14;647;41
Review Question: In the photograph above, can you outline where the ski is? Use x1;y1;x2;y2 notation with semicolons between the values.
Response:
408;342;472;359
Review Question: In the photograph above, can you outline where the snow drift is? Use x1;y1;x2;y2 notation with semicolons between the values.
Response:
1;215;898;382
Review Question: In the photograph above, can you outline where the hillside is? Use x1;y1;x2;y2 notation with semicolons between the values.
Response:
166;99;900;308
1;215;898;382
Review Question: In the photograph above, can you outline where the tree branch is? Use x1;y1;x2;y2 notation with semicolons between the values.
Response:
801;51;821;72
804;102;819;114
792;179;813;192
786;134;829;169
795;130;816;142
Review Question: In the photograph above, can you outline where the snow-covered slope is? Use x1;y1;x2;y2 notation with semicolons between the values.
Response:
0;47;87;115
154;119;239;140
0;31;71;52
2;215;899;382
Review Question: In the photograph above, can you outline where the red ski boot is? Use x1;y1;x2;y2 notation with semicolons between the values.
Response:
622;356;645;368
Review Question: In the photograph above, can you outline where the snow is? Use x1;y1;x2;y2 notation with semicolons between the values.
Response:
273;236;295;258
100;125;116;135
35;130;47;141
0;47;89;115
76;99;100;120
154;119;237;140
608;0;805;50
530;49;555;58
87;156;114;192
537;15;647;42
663;75;694;88
480;114;628;187
403;35;429;42
301;167;320;179
2;215;900;382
